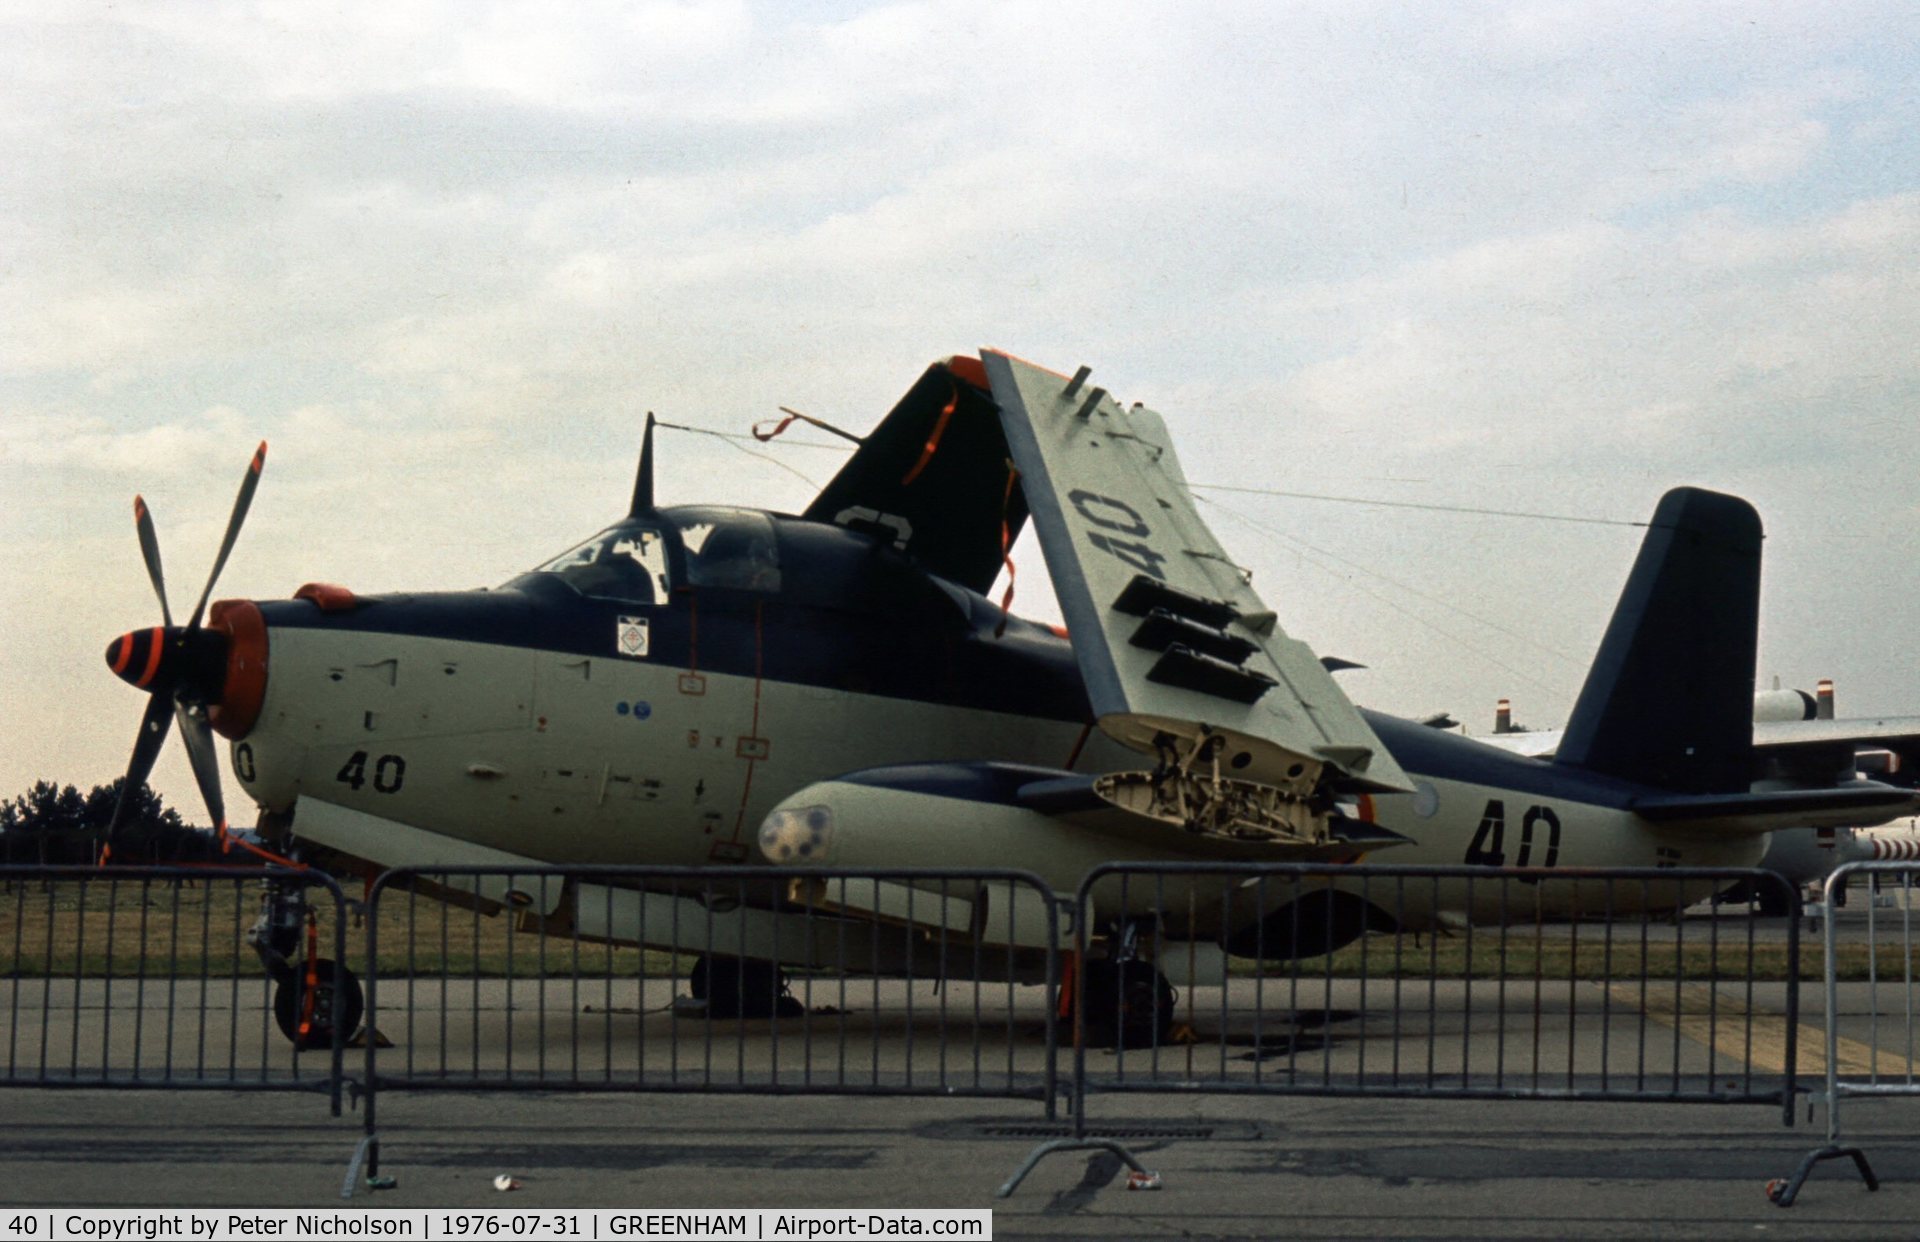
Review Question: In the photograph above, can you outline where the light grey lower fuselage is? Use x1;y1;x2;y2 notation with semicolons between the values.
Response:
236;619;1766;940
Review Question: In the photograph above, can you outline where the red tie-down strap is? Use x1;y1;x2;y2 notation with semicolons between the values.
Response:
94;822;305;870
298;909;321;1042
900;386;958;487
751;407;865;446
217;818;311;870
994;463;1021;638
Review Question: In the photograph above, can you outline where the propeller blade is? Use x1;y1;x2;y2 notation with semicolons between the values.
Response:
175;699;228;837
108;694;177;838
184;441;267;633
133;495;173;627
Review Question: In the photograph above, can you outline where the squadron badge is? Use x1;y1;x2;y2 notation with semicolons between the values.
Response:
616;615;650;658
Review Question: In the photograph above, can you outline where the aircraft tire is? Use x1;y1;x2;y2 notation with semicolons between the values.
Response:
688;955;804;1019
274;958;364;1051
1079;959;1174;1050
1755;885;1795;919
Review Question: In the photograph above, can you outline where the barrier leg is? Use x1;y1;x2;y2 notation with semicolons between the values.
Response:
1768;1144;1877;1207
1770;865;1883;1207
341;1134;380;1200
997;1137;1159;1198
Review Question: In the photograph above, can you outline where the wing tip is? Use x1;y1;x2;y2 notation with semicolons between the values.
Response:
979;348;1074;381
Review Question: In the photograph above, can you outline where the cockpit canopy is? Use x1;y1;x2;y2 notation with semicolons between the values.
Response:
669;506;781;592
529;526;671;604
518;506;781;605
509;502;1060;645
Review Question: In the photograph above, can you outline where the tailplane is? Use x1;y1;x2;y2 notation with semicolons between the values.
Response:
1555;487;1761;794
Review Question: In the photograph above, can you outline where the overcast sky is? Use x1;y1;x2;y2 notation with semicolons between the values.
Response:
4;1;1917;822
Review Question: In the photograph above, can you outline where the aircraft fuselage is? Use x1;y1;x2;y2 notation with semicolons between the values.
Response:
229;505;1765;941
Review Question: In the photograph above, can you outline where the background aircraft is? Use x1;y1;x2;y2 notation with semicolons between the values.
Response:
100;351;1920;1045
1483;679;1920;779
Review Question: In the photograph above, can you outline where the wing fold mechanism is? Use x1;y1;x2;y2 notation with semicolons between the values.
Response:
980;350;1411;853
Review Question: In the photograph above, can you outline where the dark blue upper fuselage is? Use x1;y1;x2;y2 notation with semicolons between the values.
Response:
257;507;1092;726
252;506;1676;809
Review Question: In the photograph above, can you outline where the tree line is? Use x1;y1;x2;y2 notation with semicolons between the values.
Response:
0;779;227;865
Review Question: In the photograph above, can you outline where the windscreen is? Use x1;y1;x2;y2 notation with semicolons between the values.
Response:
524;524;671;604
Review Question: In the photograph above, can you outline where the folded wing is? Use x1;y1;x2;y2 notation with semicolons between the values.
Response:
979;350;1410;849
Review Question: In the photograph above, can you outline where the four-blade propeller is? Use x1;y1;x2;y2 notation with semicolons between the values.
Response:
102;443;267;848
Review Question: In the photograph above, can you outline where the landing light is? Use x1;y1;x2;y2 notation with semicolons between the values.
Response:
759;805;833;864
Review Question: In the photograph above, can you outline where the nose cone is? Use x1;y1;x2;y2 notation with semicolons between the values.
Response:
106;626;172;690
104;621;244;716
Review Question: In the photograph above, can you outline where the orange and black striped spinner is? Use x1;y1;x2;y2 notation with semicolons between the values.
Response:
105;626;172;691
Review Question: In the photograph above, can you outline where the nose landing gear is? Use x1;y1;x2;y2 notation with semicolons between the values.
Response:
249;877;364;1050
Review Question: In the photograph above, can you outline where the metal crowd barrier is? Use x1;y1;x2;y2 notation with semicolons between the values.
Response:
353;865;1062;1188
1771;860;1920;1205
0;865;350;1113
1001;862;1803;1195
0;859;1841;1202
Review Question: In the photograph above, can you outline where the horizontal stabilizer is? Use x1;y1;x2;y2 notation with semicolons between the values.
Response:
1633;782;1919;833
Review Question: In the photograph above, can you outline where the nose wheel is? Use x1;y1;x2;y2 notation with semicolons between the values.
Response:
249;877;365;1050
273;957;364;1051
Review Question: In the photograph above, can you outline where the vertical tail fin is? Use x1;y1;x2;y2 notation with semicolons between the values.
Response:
1555;487;1762;794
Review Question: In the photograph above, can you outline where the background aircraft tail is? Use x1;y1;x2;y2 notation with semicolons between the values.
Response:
1554;487;1762;794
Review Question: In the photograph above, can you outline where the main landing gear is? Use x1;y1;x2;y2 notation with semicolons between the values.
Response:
679;955;806;1020
249;876;364;1051
671;934;1179;1047
1074;919;1176;1050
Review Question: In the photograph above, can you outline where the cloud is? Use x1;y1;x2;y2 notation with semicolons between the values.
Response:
3;0;1917;812
1256;194;1920;478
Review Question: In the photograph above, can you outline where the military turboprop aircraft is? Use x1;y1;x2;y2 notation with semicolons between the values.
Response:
102;350;1920;1046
